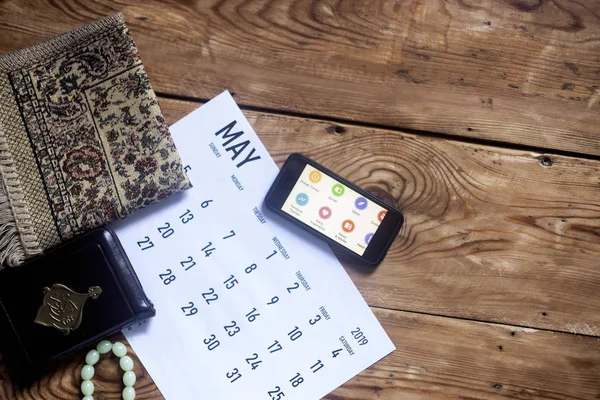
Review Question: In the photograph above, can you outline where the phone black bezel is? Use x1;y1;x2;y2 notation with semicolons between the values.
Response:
264;153;404;266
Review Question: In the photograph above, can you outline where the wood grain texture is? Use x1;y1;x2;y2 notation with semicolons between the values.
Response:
1;1;600;155
1;309;599;399
0;333;162;400
326;308;600;400
160;97;600;336
1;4;600;398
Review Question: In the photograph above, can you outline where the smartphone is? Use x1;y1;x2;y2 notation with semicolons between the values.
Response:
265;153;404;266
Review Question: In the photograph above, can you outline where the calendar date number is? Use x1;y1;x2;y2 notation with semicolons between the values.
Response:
245;353;262;370
267;386;285;400
179;209;194;224
180;256;196;271
204;334;220;351
245;307;260;322
158;269;176;285
181;302;198;316
136;236;154;251
224;321;241;337
224;275;238;289
226;368;242;383
289;372;304;387
202;288;219;304
158;222;174;239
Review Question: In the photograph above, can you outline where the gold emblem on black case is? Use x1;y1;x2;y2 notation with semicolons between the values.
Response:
34;284;102;335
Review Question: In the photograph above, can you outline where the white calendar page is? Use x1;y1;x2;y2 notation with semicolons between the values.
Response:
112;91;395;400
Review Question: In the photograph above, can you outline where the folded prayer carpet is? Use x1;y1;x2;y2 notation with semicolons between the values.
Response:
0;13;191;268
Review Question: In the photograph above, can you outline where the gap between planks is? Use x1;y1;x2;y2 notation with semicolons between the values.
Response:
156;91;600;162
369;305;600;340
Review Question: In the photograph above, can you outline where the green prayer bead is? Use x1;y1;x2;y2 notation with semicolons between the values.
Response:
80;364;94;381
96;339;112;354
81;380;94;396
112;341;127;357
85;350;100;366
119;355;134;371
123;370;136;387
82;340;137;399
123;386;136;400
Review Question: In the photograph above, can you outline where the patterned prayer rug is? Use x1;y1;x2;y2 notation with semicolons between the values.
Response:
0;13;191;267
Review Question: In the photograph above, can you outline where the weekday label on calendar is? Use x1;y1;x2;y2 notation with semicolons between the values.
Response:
112;91;395;400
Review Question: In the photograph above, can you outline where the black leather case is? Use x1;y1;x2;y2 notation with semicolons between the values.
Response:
0;228;155;378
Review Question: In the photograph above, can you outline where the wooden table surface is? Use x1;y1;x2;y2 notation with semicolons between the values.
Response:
1;1;600;399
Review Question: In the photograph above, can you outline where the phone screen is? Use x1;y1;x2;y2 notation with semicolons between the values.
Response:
281;165;388;255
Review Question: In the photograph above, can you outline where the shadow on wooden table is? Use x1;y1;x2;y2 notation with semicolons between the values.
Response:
331;217;406;278
332;250;375;277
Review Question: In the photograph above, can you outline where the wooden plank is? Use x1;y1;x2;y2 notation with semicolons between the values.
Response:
2;0;600;155
0;332;163;400
2;309;599;399
160;97;600;336
327;308;600;400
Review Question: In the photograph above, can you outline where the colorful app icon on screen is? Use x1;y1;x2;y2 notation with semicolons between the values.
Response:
309;170;322;183
355;197;368;210
377;210;387;222
332;184;345;197
296;193;309;206
365;233;374;244
319;206;332;219
342;219;355;233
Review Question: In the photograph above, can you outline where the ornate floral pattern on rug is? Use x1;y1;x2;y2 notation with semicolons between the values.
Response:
0;13;190;266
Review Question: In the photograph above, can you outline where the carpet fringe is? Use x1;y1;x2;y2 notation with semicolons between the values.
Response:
0;124;41;269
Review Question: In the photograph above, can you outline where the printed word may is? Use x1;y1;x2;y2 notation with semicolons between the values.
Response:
215;120;262;168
